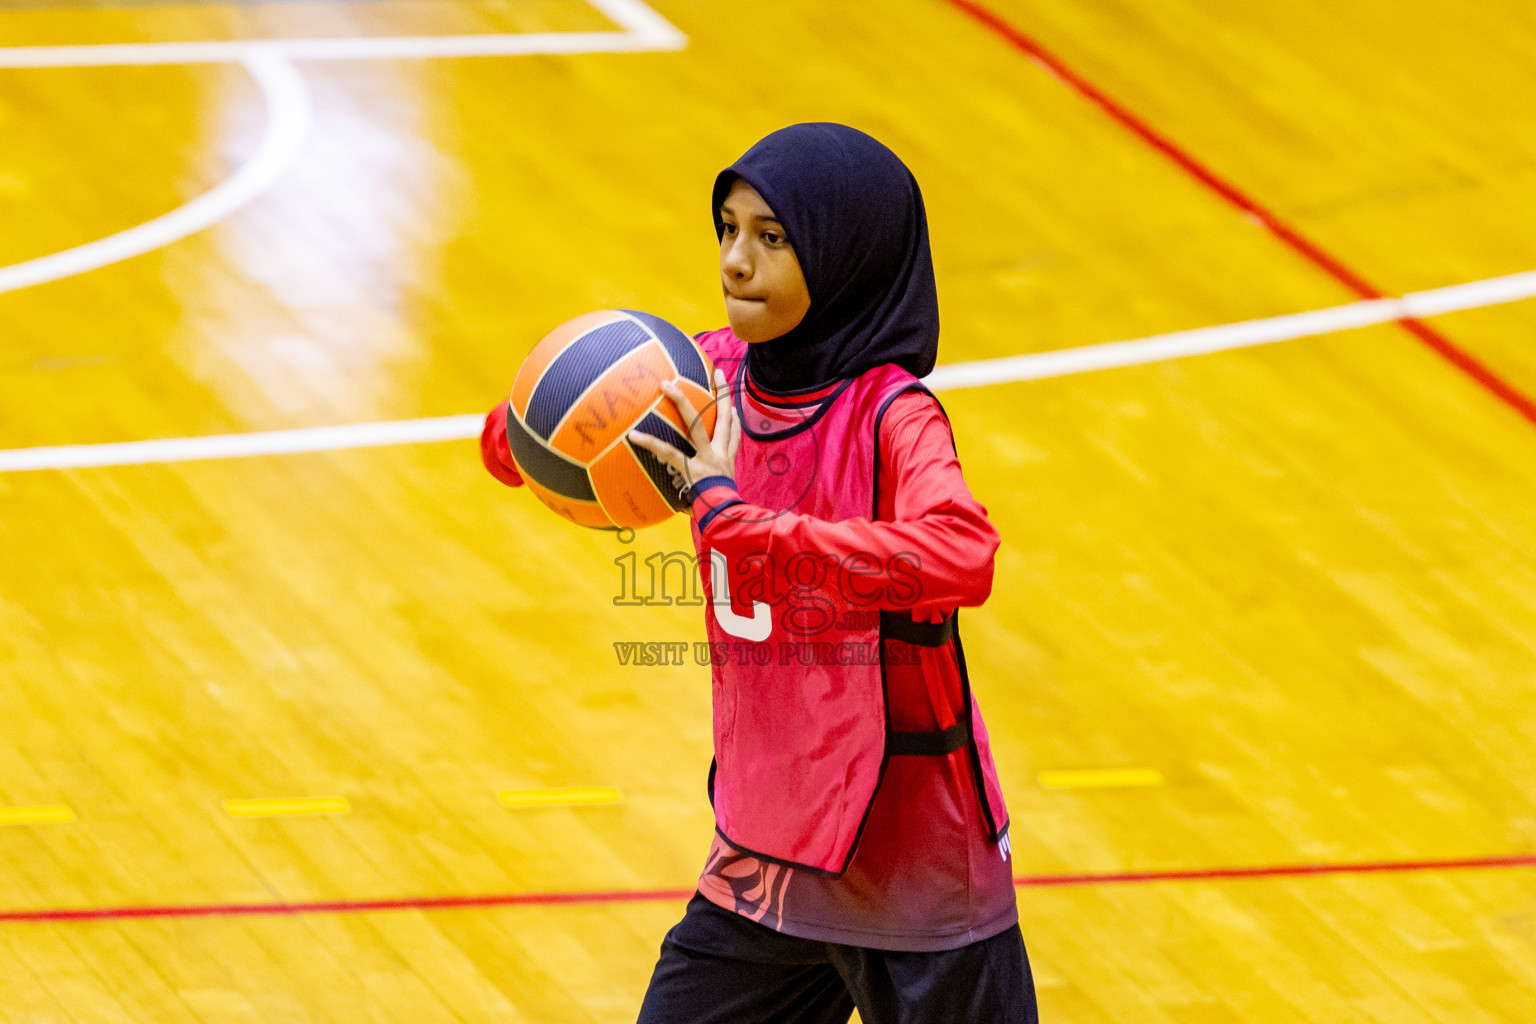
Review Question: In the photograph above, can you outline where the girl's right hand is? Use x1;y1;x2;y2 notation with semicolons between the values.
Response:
628;369;741;495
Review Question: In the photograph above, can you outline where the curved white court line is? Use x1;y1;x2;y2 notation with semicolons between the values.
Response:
0;51;311;296
0;0;685;68
3;268;1533;473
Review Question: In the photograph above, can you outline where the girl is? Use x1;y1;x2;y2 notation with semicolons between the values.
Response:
483;123;1038;1023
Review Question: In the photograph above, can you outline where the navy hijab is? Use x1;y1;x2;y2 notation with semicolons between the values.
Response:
712;123;940;393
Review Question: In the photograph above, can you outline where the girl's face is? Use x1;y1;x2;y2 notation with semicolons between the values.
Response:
718;179;811;343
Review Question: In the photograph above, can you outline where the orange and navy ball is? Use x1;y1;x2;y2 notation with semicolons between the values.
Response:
507;309;718;530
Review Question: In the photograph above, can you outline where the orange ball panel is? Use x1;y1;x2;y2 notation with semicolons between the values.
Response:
521;474;614;530
509;309;627;417
652;378;719;441
589;443;676;528
548;340;673;463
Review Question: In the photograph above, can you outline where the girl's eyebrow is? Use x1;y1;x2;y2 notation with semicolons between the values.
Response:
719;204;783;225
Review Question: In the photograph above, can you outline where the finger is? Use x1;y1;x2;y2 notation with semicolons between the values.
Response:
709;384;733;456
627;430;685;472
725;397;743;463
660;379;710;451
660;379;703;440
706;370;726;457
714;367;737;418
715;367;740;447
729;398;743;460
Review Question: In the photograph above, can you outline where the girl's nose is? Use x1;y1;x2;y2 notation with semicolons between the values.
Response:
722;236;751;277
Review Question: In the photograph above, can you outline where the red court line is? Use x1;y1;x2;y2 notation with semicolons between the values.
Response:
1014;853;1536;887
4;855;1532;923
945;0;1536;427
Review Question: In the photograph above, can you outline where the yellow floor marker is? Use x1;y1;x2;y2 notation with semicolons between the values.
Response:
223;797;351;818
498;786;621;808
1037;768;1165;790
0;805;76;825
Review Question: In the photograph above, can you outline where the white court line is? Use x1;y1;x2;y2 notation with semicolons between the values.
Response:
3;268;1533;473
0;0;685;67
0;1;683;294
0;417;488;472
924;268;1536;391
0;0;692;472
0;51;311;296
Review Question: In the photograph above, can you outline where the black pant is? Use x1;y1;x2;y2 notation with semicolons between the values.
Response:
637;893;1039;1024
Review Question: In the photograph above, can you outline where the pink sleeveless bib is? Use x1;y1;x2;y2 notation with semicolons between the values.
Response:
693;330;1008;876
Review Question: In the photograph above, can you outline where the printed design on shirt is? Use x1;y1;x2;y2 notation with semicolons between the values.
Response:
702;843;793;931
709;549;772;640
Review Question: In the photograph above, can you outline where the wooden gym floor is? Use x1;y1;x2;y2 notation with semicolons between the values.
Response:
2;0;1535;1019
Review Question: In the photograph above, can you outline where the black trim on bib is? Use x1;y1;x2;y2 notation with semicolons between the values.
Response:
953;618;1008;844
711;825;844;878
887;723;970;756
735;372;855;442
879;611;954;646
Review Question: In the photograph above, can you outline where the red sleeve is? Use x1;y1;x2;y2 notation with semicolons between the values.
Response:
691;390;998;617
480;402;524;488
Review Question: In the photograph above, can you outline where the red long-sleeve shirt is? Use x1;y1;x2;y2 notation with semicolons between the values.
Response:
482;375;1017;951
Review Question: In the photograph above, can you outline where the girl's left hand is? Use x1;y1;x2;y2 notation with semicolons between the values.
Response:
629;368;741;496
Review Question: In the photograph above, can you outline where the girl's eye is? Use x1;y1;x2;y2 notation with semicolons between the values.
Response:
763;231;781;245
722;223;738;235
